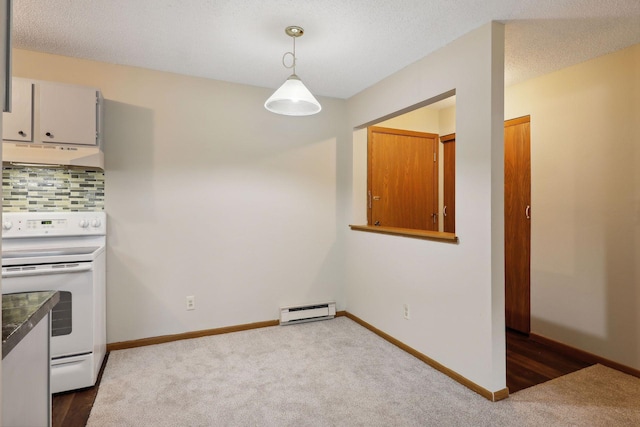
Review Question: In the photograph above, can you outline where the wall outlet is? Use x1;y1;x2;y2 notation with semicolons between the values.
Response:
186;295;195;311
403;303;410;320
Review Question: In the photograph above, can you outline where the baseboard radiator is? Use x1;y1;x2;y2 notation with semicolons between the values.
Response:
280;302;336;325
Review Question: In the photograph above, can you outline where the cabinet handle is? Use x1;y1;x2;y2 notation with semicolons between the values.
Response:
443;206;448;217
18;130;25;137
45;132;53;138
525;205;531;219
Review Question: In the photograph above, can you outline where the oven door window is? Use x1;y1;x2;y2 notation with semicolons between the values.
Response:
52;291;73;336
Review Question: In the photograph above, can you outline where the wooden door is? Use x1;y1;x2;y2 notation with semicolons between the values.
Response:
441;133;455;233
504;116;531;333
368;126;438;231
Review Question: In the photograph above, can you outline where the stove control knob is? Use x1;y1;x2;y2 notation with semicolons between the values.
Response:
2;221;12;231
79;219;90;228
91;218;102;228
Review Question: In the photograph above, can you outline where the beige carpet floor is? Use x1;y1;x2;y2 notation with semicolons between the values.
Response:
87;317;640;426
507;363;640;425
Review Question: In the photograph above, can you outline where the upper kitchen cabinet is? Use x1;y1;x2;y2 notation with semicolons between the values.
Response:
3;78;100;146
39;81;99;146
2;78;104;169
3;78;33;142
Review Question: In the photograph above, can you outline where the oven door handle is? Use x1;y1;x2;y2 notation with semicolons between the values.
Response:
2;263;92;278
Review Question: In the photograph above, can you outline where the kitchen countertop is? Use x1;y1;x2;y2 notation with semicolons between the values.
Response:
2;291;60;359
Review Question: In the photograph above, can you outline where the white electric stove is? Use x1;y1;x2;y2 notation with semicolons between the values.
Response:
2;212;106;393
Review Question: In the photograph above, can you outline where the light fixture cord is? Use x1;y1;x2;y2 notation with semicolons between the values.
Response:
282;35;297;75
292;35;296;75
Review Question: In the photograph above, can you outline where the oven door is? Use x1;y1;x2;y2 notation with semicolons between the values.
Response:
2;262;94;358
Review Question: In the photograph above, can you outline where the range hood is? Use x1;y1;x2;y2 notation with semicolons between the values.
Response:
3;142;104;169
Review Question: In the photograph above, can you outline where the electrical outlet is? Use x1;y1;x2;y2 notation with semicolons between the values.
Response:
403;303;410;320
186;295;195;311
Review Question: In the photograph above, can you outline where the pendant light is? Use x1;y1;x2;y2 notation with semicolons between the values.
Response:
264;26;322;116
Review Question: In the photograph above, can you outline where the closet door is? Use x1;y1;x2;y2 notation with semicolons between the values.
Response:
440;133;455;233
504;116;531;333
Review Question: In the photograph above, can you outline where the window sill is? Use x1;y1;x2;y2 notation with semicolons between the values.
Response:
349;225;458;243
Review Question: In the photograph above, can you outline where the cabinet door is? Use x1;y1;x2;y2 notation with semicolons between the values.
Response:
39;82;97;145
2;78;33;141
2;314;51;427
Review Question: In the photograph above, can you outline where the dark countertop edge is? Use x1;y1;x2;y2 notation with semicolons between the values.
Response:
2;291;60;359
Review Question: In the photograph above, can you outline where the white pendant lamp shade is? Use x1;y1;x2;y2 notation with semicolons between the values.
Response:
264;74;322;116
265;26;321;116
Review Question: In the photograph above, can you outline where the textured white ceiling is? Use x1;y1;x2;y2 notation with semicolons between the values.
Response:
12;0;640;99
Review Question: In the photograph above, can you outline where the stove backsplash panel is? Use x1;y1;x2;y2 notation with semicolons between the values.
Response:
2;166;104;212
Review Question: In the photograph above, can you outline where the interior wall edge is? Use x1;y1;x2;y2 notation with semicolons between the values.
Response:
345;311;509;401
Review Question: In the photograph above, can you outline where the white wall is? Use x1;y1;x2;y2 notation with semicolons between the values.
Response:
439;106;456;136
12;49;349;343
505;43;640;369
358;42;640;374
377;107;440;132
345;22;506;393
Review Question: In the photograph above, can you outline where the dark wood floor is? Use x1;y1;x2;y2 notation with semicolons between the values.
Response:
52;331;593;426
506;328;593;393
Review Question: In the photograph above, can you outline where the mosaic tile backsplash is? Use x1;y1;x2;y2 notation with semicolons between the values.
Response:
2;166;104;212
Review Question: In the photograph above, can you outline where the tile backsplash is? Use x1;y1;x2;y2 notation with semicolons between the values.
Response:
2;166;104;212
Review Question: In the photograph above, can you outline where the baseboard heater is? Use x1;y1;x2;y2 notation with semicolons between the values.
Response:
280;302;336;325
